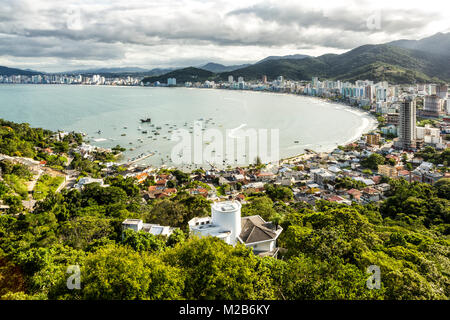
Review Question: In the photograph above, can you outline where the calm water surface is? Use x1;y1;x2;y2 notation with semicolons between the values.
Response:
0;84;377;168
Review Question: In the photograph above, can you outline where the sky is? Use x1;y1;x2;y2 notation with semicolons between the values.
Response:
0;0;449;72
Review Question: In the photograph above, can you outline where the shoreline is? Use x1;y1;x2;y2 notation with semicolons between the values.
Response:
1;84;379;172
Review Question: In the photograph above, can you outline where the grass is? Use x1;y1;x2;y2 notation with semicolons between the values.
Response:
33;174;64;200
2;174;28;199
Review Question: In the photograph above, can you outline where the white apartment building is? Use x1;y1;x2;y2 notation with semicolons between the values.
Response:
188;201;283;257
416;125;442;146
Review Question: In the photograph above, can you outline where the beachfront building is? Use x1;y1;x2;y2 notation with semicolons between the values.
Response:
188;201;283;257
395;97;417;150
423;95;444;117
167;78;176;86
416;125;443;147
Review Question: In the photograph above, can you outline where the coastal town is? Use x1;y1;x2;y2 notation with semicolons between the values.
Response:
0;73;449;254
1;0;450;303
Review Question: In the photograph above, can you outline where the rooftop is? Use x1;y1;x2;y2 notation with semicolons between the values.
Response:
122;219;142;225
212;200;241;212
239;215;282;244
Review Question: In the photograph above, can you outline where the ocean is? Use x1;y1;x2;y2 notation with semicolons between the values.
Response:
0;84;377;169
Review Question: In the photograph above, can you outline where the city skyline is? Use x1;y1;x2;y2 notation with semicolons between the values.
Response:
0;0;449;73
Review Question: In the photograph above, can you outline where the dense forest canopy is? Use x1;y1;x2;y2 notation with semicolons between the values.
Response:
0;119;449;300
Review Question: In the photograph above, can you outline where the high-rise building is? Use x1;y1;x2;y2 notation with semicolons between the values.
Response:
396;97;417;150
262;75;267;83
228;75;234;83
436;85;448;100
167;78;176;86
423;95;443;116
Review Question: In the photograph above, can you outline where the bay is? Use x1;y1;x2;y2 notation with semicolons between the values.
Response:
0;84;377;168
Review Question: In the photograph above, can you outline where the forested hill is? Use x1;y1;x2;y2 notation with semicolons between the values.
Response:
143;44;450;84
388;32;450;58
0;119;449;300
142;67;215;84
217;44;450;83
0;66;41;76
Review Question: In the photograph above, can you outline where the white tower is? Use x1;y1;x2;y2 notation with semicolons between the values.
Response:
211;201;242;245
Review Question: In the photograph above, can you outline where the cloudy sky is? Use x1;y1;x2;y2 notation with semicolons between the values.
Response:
0;0;449;72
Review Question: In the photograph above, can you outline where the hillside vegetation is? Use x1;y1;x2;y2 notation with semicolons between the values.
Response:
143;44;450;84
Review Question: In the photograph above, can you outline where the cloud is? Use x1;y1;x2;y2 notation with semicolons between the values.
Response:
0;0;447;71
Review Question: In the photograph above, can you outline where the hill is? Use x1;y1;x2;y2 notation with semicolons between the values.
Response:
62;67;176;77
146;42;449;85
64;67;150;74
388;32;450;57
216;44;450;83
142;67;215;84
0;66;41;76
256;54;310;64
200;62;251;73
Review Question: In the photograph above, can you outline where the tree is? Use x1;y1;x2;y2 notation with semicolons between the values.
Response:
162;237;276;299
241;196;278;221
405;162;413;171
59;215;114;250
281;255;384;299
435;178;450;200
4;195;24;214
121;229;166;252
54;244;184;300
361;153;385;170
166;229;186;247
264;184;293;202
172;170;190;185
0;250;26;297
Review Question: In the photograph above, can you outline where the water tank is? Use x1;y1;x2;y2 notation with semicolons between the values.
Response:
211;201;242;245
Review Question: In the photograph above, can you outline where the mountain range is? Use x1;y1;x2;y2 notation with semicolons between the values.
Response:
142;32;450;84
255;54;310;64
1;32;449;84
0;66;41;77
61;67;176;76
199;62;252;73
387;32;450;57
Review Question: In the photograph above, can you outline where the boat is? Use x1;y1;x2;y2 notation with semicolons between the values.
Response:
294;140;299;143
121;133;126;136
142;130;148;134
140;117;151;123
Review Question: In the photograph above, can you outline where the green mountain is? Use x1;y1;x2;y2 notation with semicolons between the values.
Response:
217;44;450;83
256;54;310;64
388;32;450;57
142;34;450;85
0;66;41;76
142;67;215;84
200;62;251;73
